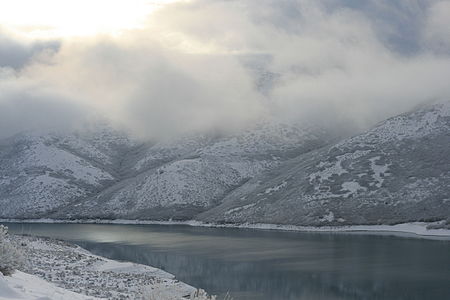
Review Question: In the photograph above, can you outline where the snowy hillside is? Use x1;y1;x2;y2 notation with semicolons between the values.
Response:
198;101;450;226
0;120;331;220
52;121;331;220
0;122;143;219
1;100;448;225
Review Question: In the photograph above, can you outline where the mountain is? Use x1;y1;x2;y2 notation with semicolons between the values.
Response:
53;121;331;220
0;120;332;220
0;124;137;218
1;101;448;225
198;101;450;226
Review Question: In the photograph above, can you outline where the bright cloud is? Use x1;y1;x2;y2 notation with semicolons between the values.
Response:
0;0;184;38
1;0;450;139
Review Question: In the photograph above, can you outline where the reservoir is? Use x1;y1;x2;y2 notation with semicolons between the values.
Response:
4;222;450;300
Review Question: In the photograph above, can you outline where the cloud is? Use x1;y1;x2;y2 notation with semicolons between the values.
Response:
146;0;450;129
1;0;450;139
423;0;450;53
0;68;89;138
0;29;60;69
19;35;266;139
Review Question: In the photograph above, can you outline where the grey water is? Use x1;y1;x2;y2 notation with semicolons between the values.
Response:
4;222;450;300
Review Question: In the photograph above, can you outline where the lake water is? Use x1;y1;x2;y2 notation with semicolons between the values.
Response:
4;223;450;300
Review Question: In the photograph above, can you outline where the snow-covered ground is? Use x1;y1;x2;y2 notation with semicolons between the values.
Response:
2;219;450;239
1;234;197;300
0;271;101;300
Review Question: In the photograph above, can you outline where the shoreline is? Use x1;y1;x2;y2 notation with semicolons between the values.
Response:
2;234;197;300
1;218;450;240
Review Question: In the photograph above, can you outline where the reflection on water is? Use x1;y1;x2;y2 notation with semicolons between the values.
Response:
5;223;450;300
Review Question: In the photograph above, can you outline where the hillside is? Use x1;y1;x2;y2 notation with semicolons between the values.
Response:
1;101;449;225
198;101;450;225
0;120;331;220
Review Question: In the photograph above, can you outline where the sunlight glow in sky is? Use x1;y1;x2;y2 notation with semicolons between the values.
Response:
0;0;182;38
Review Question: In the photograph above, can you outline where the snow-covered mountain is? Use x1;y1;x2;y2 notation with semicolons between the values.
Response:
53;121;331;220
198;101;450;225
0;124;137;218
0;120;332;220
1;101;449;225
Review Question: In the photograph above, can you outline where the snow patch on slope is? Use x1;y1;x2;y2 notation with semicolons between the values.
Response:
319;211;335;223
369;156;390;188
341;181;366;196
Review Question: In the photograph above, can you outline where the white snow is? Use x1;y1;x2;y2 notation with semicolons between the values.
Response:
309;159;347;183
225;203;257;215
1;234;197;300
0;271;102;300
94;260;169;277
341;181;366;196
309;150;371;184
20;141;113;186
109;158;247;209
349;101;450;143
264;181;287;194
59;136;113;165
369;156;390;188
319;211;335;222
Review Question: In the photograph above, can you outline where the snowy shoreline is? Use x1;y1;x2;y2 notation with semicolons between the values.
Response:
1;234;197;300
1;218;450;240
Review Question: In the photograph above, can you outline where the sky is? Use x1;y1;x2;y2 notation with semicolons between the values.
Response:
1;0;450;139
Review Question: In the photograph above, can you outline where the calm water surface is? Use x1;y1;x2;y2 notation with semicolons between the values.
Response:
4;223;450;300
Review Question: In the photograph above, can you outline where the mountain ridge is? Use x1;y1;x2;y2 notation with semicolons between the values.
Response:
1;101;449;226
198;100;450;226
